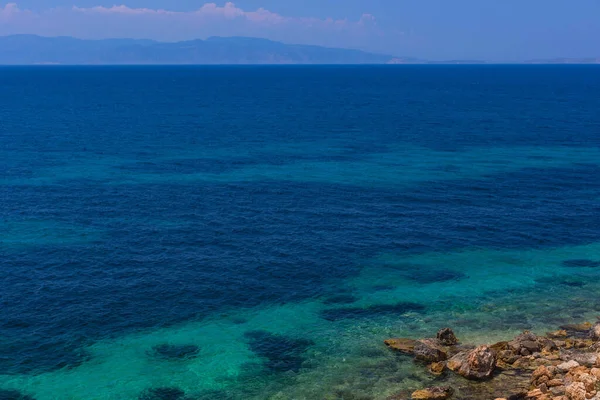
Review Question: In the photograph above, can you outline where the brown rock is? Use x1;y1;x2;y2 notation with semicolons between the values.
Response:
385;338;418;354
549;330;568;339
527;389;552;399
513;356;535;370
540;384;549;393
437;328;459;346
492;341;509;351
576;373;596;392
539;338;559;353
548;380;564;388
565;382;586;400
589;368;600;379
510;332;544;357
533;366;553;381
537;376;551;385
590;324;600;341
575;339;593;349
451;345;497;380
561;323;593;336
429;361;446;375
447;351;466;372
415;339;448;362
411;387;453;400
528;389;544;398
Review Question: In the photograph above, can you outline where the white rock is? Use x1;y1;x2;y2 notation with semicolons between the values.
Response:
558;360;580;372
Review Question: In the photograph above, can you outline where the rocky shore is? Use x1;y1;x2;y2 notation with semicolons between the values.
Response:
384;321;600;400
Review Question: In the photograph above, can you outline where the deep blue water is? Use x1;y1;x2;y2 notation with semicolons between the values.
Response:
1;65;600;400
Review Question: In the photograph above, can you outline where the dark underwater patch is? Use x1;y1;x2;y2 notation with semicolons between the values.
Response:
0;338;92;375
323;294;359;305
231;317;248;325
535;276;586;288
562;259;600;268
406;268;466;284
244;330;315;373
405;268;466;284
0;390;36;400
148;344;200;361
371;285;395;291
194;390;237;400
320;302;425;322
380;263;466;284
139;387;186;400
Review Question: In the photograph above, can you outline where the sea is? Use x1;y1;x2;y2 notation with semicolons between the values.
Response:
1;65;600;400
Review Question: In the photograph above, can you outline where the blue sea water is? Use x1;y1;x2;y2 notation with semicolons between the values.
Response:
1;65;600;400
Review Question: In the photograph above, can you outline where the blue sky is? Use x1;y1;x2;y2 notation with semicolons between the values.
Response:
1;0;599;60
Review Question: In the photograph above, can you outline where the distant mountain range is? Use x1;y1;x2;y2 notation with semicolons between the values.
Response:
0;35;597;65
0;35;394;65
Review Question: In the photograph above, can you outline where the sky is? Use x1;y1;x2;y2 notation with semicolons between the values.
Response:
1;0;599;60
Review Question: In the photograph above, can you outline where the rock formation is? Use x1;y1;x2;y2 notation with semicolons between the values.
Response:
385;321;600;400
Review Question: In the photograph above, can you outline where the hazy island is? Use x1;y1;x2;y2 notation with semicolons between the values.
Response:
0;35;598;65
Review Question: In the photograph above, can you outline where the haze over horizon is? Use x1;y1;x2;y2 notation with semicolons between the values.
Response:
1;0;599;61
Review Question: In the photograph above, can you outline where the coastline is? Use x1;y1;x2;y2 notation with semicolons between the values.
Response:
385;323;600;400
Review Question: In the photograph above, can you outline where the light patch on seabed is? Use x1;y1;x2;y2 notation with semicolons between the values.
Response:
1;145;599;187
3;242;600;399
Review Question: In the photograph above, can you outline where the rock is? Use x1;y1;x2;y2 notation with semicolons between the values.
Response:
533;366;554;381
414;339;448;362
499;350;521;365
565;382;586;400
385;338;418;354
509;332;543;356
448;345;497;380
429;361;446;375
411;387;454;400
577;373;596;392
437;328;459;346
559;361;581;372
590;324;600;341
590;368;600;379
548;380;565;388
539;338;560;353
447;351;467;372
527;389;545;398
549;330;569;339
561;351;598;367
561;323;593;333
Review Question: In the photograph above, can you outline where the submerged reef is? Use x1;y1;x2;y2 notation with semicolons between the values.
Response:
384;322;600;400
148;344;200;361
244;330;315;373
0;390;36;400
138;387;186;400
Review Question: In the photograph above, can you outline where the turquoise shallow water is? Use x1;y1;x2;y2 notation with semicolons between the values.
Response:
1;65;600;399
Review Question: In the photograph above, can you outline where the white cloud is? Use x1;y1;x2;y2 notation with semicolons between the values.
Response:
68;2;369;29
